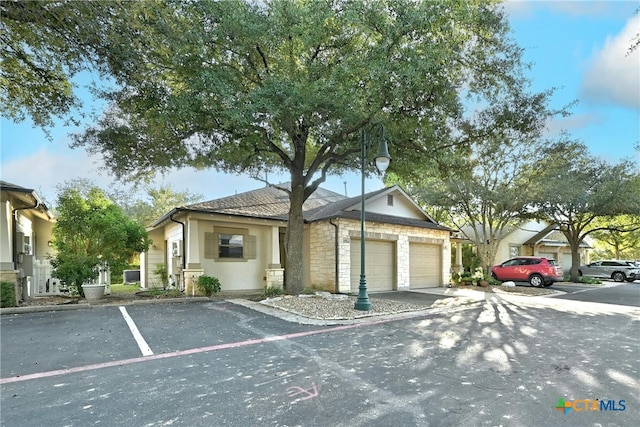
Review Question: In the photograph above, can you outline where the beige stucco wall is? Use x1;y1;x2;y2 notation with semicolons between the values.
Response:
0;200;12;270
308;218;451;293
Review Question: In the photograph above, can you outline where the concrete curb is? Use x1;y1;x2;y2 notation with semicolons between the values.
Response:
0;297;211;315
228;297;483;326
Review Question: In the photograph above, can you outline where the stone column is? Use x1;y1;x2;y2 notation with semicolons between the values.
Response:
455;241;464;273
183;269;205;296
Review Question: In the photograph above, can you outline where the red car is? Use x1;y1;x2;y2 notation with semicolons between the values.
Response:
491;256;563;287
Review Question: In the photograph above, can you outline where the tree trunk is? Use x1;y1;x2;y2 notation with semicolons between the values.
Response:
284;179;305;295
564;230;582;282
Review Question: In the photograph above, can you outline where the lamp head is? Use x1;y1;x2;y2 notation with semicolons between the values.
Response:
374;133;391;173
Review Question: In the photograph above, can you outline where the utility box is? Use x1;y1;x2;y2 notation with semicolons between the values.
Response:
123;269;140;284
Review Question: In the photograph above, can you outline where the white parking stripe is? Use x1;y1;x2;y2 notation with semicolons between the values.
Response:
119;306;154;356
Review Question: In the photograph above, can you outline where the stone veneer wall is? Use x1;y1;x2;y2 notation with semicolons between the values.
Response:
308;221;337;292
309;218;450;294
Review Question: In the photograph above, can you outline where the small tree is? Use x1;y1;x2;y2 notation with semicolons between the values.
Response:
50;180;150;297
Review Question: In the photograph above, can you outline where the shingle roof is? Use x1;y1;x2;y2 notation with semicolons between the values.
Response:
151;184;346;226
187;184;346;220
151;183;451;232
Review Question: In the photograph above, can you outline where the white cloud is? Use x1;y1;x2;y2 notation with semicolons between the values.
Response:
1;147;378;208
580;15;640;109
546;112;603;135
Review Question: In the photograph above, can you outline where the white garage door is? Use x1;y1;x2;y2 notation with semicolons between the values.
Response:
561;253;573;274
350;239;395;292
409;243;441;288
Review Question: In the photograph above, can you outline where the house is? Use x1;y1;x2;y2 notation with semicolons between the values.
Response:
0;181;57;301
140;184;453;294
461;220;590;273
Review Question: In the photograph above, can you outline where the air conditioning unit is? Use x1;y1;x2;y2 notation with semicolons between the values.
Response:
171;241;182;258
20;234;33;255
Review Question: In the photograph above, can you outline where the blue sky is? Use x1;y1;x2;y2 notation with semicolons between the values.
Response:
1;0;639;206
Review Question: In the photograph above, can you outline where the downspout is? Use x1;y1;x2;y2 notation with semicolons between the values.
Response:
169;209;186;270
12;201;39;266
12;200;39;302
329;218;339;293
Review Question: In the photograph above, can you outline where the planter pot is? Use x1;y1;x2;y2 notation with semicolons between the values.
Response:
479;280;489;288
82;284;106;301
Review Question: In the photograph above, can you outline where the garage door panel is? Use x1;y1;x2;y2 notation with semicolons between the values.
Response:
410;243;441;288
350;239;394;292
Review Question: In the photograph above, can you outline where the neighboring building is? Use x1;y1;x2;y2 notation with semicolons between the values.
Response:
0;181;56;301
141;184;453;294
462;220;590;273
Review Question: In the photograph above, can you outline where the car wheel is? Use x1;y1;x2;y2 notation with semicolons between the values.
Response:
612;272;626;282
529;274;544;287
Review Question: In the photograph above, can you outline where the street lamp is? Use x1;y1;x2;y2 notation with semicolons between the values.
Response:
354;123;391;311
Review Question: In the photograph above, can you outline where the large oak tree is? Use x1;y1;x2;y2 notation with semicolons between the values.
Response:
529;139;640;281
58;0;536;294
1;0;166;129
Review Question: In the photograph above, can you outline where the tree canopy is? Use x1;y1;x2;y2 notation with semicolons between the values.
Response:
112;185;203;227
50;181;150;296
68;0;546;294
0;0;175;131
528;139;640;280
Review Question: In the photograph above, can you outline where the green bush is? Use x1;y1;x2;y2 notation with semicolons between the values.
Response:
1;281;16;308
579;276;601;285
197;275;221;297
263;286;284;297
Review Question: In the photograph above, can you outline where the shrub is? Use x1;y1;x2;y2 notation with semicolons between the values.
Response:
197;275;221;296
152;263;169;287
579;276;601;285
0;281;16;308
263;286;284;298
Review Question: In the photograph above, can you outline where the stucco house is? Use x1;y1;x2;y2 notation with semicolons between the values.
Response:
462;220;590;273
141;184;453;294
0;181;57;301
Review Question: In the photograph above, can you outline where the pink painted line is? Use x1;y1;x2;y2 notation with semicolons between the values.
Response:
1;318;395;385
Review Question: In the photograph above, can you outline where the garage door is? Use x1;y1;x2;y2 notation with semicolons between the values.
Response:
350;239;395;292
561;253;573;274
409;243;441;288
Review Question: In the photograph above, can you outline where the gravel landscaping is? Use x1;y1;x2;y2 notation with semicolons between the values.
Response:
8;284;560;319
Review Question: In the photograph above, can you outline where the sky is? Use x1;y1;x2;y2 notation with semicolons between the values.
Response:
1;0;639;208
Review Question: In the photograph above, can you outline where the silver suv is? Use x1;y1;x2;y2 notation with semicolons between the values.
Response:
578;260;640;282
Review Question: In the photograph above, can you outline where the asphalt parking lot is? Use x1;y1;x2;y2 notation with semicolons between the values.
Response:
2;294;640;427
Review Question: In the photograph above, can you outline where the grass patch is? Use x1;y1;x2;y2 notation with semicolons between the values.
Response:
111;283;141;294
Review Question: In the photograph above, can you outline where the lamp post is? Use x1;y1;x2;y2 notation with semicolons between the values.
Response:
354;124;391;311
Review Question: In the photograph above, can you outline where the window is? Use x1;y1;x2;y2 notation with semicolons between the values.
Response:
205;228;256;260
219;234;243;258
509;246;520;258
387;195;394;206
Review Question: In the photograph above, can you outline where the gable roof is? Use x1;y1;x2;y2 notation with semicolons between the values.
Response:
306;185;451;231
0;180;54;220
151;184;345;227
523;223;591;248
150;183;451;232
